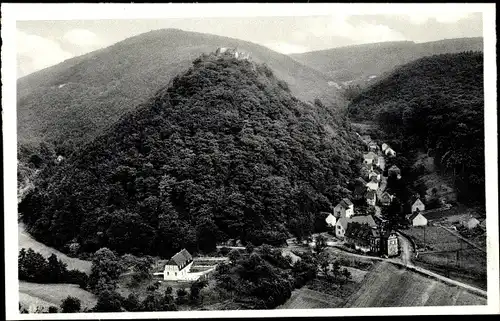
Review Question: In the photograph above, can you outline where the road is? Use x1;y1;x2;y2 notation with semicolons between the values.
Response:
397;232;414;266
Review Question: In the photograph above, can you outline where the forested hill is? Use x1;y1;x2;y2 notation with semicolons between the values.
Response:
19;52;364;258
17;28;340;151
290;37;483;85
348;51;484;202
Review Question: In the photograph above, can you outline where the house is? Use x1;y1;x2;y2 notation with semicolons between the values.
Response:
388;165;401;179
336;214;378;239
353;184;367;201
385;147;396;157
360;135;372;144
411;198;426;214
323;212;337;228
406;212;428;227
345;222;378;253
163;249;194;281
368;169;381;181
379;192;394;206
462;217;480;230
380;230;399;257
381;143;389;152
366;190;377;206
366;176;380;191
367;140;378;152
363;152;378;165
375;155;386;171
334;198;354;219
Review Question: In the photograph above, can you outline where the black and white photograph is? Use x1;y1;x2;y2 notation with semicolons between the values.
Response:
2;3;498;319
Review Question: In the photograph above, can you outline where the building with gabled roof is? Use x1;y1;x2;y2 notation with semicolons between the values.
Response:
406;212;427;227
411;198;425;214
163;249;194;281
366;190;377;206
363;151;378;165
379;191;394;206
334;198;354;218
388;165;402;179
385;147;396;157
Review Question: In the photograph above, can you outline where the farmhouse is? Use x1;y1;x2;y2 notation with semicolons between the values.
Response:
163;249;194;281
462;217;480;230
406;212;428;227
363;151;378;165
379;192;394;206
365;190;377;206
411;198;426;214
388;165;401;179
334;198;354;219
345;222;379;253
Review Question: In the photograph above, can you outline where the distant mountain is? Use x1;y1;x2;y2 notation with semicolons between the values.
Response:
19;52;363;258
17;28;341;149
348;51;484;203
290;37;483;86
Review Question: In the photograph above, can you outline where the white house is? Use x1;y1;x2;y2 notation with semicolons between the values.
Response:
334;198;354;218
324;212;337;227
385;147;396;157
381;143;389;152
407;212;428;227
411;198;426;214
375;155;386;170
363;152;378;165
163;249;194;281
366;176;379;191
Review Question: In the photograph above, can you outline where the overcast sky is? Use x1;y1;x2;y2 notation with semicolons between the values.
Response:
16;11;483;78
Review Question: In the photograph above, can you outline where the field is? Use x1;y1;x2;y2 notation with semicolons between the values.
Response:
19;281;97;311
404;226;487;289
344;262;486;307
279;288;343;309
18;223;92;274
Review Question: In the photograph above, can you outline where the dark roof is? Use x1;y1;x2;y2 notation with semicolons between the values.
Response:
355;177;367;186
350;215;377;228
366;190;376;199
345;222;375;242
408;212;425;221
166;249;193;269
388;165;400;171
342;198;353;206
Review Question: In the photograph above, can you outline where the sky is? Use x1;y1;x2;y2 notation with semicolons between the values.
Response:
15;7;483;78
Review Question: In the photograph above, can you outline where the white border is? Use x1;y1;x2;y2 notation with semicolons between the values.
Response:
3;3;498;320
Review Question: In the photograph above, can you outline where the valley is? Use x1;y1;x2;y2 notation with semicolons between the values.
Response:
14;26;487;315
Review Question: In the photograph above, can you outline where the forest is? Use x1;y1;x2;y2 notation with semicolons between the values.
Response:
348;51;485;203
19;52;363;259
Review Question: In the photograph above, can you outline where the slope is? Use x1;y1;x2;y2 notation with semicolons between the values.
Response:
290;37;483;85
347;51;484;203
19;52;364;259
17;28;341;149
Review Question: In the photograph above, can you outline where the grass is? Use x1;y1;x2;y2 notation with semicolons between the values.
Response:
18;223;92;274
279;287;343;309
343;261;486;307
19;281;97;311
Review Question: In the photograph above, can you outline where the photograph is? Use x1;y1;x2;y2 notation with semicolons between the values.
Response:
2;2;498;319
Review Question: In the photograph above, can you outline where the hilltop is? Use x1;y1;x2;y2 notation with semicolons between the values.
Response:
17;28;341;150
19;52;364;258
347;51;484;203
290;37;483;86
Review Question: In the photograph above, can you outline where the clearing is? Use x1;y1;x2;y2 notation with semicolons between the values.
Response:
19;281;97;311
18;223;92;274
344;261;486;307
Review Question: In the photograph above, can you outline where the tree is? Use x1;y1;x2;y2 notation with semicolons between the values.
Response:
175;288;189;305
341;268;352;283
314;234;327;253
317;252;330;279
88;248;124;293
47;253;67;283
60;296;81;313
48;306;58;313
189;279;208;305
93;290;124;312
123;293;140;312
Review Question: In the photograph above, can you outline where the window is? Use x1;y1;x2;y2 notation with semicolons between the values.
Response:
175;272;177;276
166;272;169;275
